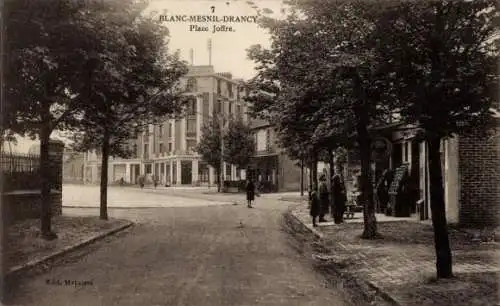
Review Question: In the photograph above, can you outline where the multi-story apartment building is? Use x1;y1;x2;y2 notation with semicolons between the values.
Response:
83;65;250;186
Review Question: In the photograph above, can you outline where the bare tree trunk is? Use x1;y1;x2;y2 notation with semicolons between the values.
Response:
311;154;318;187
308;161;313;193
216;167;221;192
300;158;304;196
358;123;379;239
40;123;56;240
427;136;453;278
352;70;379;239
99;130;110;220
328;149;335;207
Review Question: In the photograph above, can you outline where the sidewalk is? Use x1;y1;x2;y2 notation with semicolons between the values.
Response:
4;215;133;279
128;185;301;204
289;203;499;306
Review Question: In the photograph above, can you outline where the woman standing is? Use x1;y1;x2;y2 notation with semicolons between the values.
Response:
309;184;320;227
318;175;330;222
246;178;255;208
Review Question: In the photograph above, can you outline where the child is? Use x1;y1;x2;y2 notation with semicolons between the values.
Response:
309;184;320;227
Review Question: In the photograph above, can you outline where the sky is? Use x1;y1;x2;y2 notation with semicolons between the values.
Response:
147;0;285;80
7;0;286;153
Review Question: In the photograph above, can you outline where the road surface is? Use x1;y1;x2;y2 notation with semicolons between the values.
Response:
6;186;353;306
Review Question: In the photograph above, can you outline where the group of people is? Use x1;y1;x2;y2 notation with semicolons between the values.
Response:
309;174;347;227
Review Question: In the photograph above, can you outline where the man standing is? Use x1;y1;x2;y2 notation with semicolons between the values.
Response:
332;173;347;224
318;175;329;222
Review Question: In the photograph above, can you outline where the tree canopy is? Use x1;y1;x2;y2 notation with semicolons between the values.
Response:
223;118;255;169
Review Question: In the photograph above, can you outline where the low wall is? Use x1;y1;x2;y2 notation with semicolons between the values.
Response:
2;190;62;226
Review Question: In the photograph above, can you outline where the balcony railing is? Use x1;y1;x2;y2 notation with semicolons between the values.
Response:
255;148;277;156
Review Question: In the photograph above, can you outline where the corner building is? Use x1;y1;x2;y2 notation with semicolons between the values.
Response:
83;65;250;186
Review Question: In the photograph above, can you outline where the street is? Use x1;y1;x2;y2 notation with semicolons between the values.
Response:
6;186;352;306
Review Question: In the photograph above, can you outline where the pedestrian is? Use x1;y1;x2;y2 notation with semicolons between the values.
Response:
139;175;145;189
332;173;347;224
153;176;158;189
246;178;256;208
376;169;390;213
309;184;320;227
318;174;329;222
119;177;124;187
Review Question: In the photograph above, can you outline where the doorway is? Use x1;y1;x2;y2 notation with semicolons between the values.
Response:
181;161;192;185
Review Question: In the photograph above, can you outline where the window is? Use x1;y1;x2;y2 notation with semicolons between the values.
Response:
217;79;221;94
266;129;271;151
225;164;231;180
188;98;196;115
227;82;233;98
144;144;149;159
236;105;241;118
198;162;209;183
228;102;232;114
159;124;163;135
168;123;173;138
186;139;197;151
213;99;222;115
186;119;196;137
186;78;197;92
168;143;172;152
159;143;165;153
133;144;138;157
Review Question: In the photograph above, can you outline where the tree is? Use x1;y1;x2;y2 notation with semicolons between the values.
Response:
373;0;499;278
196;116;223;192
223;118;255;171
4;0;104;239
247;1;387;237
70;1;188;220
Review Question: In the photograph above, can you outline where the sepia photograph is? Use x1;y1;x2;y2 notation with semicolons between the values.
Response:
1;0;499;305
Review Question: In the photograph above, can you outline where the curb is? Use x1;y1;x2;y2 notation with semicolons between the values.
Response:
62;202;238;209
6;221;134;278
286;209;402;306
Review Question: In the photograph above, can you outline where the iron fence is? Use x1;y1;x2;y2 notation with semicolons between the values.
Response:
1;152;41;191
1;152;40;173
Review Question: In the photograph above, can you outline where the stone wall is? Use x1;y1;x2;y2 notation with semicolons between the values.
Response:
2;190;62;227
2;139;64;225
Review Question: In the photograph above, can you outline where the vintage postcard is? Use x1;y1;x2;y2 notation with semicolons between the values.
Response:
1;0;498;305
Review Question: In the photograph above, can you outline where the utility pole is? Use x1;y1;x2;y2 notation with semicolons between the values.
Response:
220;111;224;192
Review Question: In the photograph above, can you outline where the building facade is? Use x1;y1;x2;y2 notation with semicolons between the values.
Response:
248;118;307;192
84;65;250;186
365;121;500;227
62;149;85;184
